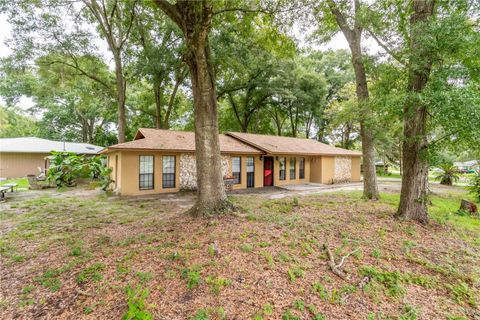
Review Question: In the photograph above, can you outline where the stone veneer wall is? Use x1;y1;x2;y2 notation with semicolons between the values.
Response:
334;156;352;183
179;153;230;190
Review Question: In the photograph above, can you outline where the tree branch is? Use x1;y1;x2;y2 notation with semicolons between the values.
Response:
41;59;113;94
327;0;353;39
366;29;406;66
153;0;183;30
120;0;137;49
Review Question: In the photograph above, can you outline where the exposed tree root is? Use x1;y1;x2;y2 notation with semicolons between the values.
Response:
186;199;237;217
323;244;359;280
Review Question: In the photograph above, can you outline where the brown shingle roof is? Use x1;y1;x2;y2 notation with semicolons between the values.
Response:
226;132;362;156
102;128;262;154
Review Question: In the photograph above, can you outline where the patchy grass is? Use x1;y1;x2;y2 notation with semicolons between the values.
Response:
0;188;479;319
0;177;30;190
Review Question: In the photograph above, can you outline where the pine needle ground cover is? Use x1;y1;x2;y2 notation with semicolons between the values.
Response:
0;189;478;319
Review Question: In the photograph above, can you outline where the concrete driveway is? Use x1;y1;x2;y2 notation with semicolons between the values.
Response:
262;178;466;199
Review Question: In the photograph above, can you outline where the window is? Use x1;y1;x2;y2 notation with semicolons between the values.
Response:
162;156;176;188
299;158;305;179
290;158;296;179
232;157;241;184
279;157;286;180
139;155;154;190
246;157;254;188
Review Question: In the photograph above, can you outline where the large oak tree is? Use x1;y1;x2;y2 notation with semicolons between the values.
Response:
153;0;229;216
315;0;379;199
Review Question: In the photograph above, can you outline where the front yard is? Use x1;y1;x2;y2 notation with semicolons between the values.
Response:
0;188;479;319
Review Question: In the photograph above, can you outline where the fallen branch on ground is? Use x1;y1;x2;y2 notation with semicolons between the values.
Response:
212;240;221;256
75;288;93;297
323;244;359;280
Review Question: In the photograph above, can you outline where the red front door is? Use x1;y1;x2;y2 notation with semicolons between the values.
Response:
264;157;274;186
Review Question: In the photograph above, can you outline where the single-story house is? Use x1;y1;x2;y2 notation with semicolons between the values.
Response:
100;129;362;196
0;137;103;179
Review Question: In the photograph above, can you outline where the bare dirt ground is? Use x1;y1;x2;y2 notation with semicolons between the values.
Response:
0;185;479;320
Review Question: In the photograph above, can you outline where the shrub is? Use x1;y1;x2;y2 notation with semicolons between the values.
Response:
205;275;231;295
434;163;460;186
47;152;112;189
467;173;480;201
448;282;477;307
122;285;153;320
312;282;328;300
181;267;202;290
76;262;105;284
287;266;304;282
47;152;86;187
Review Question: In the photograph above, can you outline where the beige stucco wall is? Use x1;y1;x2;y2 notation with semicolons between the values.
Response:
310;157;322;183
107;150;357;195
311;156;361;184
107;152;121;191
108;151;181;196
0;152;48;179
310;156;335;184
229;154;263;190
272;155;311;187
109;151;263;195
321;156;335;184
351;156;361;182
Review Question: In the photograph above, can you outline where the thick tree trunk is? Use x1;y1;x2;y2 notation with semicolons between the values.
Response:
397;101;429;223
349;39;379;199
288;104;298;137
87;118;94;143
81;119;88;143
328;0;378;199
185;40;229;216
396;0;435;224
398;139;403;176
114;54;126;143
163;74;183;129
154;0;231;216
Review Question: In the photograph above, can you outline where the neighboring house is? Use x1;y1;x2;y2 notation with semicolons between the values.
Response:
454;160;480;172
100;129;362;196
0;137;103;179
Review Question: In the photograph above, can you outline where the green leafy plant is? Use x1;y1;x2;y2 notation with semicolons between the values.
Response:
359;266;406;298
122;285;153;320
434;163;460;186
205;275;231;295
448;282;477;307
292;300;304;311
98;166;114;191
76;262;105;284
46;152;112;189
47;152;86;187
399;304;419;320
312;282;328;300
281;309;300;320
191;309;209;320
239;243;253;253
467;173;480;201
182;267;202;290
287;266;304;282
